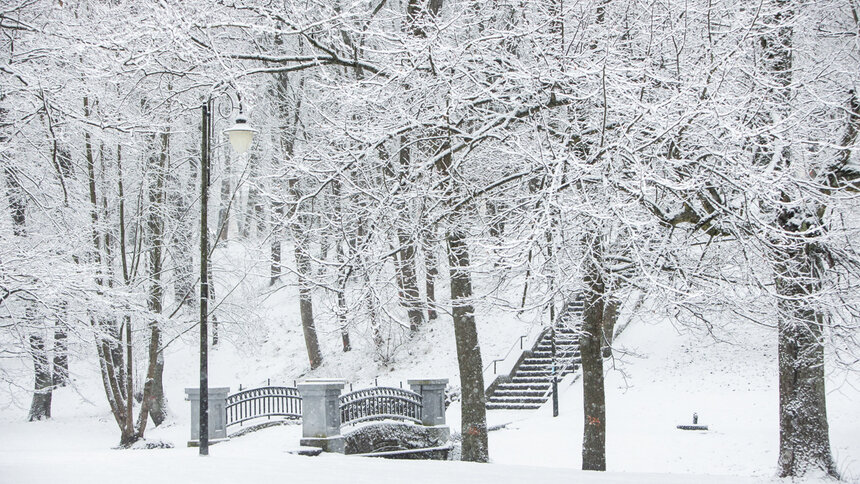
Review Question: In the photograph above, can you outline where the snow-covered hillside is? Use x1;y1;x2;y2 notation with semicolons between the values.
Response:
1;284;857;483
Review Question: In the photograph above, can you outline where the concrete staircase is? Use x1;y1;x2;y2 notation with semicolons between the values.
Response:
486;298;584;410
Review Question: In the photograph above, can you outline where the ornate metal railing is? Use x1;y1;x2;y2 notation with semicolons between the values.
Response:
225;386;302;427
339;386;422;426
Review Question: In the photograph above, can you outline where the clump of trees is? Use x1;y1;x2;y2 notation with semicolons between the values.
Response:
1;0;857;477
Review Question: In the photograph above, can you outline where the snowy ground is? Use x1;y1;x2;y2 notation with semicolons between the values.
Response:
1;255;858;483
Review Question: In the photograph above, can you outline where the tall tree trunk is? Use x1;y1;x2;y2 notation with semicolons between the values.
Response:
580;235;606;471
27;316;53;421
397;231;425;331
243;153;263;239
296;240;323;369
773;218;838;478
331;179;351;351
447;229;488;462
52;308;69;387
395;136;425;332
423;232;438;320
171;147;197;309
144;129;168;426
84;96;136;444
208;254;219;347
601;296;619;357
271;200;284;286
758;2;837;477
289;179;323;369
4;166;53;419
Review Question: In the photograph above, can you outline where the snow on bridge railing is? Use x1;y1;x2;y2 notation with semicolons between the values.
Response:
225;385;302;427
339;386;423;426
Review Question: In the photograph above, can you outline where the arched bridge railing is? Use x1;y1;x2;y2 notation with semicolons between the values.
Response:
225;386;302;427
339;386;422;426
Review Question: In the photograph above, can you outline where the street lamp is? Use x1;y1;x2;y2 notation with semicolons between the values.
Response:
223;117;257;154
199;99;255;456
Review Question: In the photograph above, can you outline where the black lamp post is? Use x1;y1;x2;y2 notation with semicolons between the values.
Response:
199;99;256;456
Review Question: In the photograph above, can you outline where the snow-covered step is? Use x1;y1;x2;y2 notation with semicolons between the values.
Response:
496;382;551;391
487;396;546;405
511;377;552;385
486;297;585;410
492;389;546;398
487;403;543;410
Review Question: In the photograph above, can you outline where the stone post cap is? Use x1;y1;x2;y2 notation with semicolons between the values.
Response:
407;379;448;387
297;379;347;391
184;387;231;399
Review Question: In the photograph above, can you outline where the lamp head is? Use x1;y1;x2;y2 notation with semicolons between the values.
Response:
224;118;257;154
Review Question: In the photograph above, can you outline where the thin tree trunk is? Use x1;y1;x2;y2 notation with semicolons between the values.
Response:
296;241;323;369
271;201;284;286
84;96;137;444
423;233;438;320
217;149;232;241
208;255;219;347
289;179;323;369
171;147;197;309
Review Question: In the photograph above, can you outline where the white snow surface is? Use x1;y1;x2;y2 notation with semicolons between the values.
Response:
0;250;858;483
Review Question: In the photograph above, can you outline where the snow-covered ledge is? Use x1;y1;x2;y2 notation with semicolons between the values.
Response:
297;379;347;453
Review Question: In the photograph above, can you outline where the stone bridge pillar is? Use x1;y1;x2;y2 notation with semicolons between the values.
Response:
409;378;450;442
297;379;346;453
185;387;230;446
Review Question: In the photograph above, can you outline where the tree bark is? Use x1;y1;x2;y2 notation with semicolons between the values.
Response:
580;236;606;471
52;311;69;387
144;129;169;426
395;136;425;332
296;239;323;369
423;233;438;320
758;2;837;477
601;296;619;357
289;179;323;369
271;200;284;286
397;231;425;331
447;229;488;462
27;327;53;421
773;217;838;478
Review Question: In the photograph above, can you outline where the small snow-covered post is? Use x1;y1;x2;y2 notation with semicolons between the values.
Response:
185;387;230;446
297;379;346;453
408;379;450;442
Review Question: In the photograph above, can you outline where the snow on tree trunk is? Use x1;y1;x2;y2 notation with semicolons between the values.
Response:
773;216;838;478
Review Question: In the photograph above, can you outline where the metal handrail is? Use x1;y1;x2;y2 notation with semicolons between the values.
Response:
484;327;545;375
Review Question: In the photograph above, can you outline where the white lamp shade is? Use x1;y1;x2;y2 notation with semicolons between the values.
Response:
223;118;257;154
